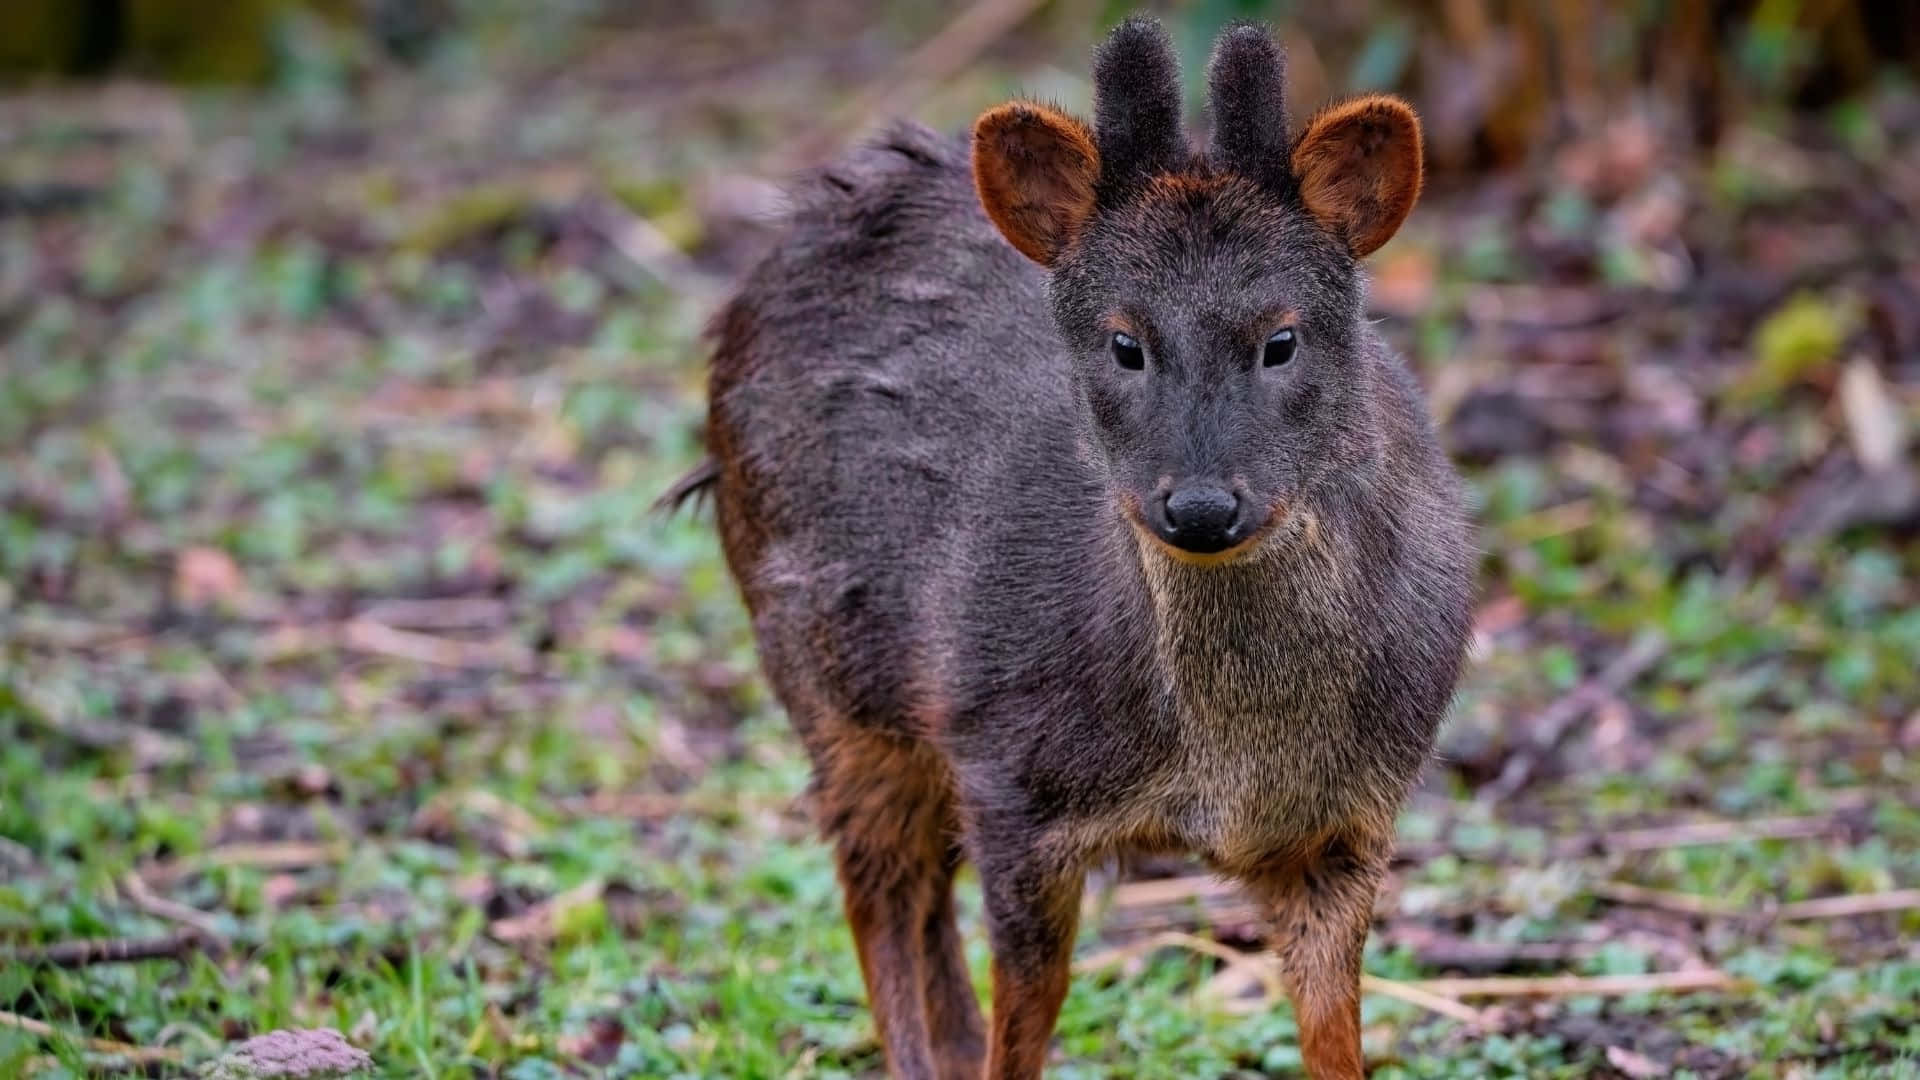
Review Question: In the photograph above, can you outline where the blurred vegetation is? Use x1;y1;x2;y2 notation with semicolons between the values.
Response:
6;0;1919;168
1;1;1916;1077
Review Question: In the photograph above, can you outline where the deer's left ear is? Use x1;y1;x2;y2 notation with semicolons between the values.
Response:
1291;95;1423;257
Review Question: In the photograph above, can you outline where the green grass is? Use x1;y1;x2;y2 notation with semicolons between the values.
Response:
3;8;1919;1078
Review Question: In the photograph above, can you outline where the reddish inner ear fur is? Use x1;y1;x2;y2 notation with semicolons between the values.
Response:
972;103;1100;266
1290;95;1424;258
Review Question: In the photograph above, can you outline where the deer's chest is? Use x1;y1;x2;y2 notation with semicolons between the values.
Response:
1140;590;1380;865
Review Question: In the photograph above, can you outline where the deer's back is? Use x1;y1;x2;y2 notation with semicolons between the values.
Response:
708;123;1066;733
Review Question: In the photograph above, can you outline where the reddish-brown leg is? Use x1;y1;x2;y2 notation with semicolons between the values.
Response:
817;732;961;1080
923;848;986;1080
1238;833;1390;1080
976;844;1084;1080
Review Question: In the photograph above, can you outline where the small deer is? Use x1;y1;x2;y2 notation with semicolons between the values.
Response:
675;17;1474;1080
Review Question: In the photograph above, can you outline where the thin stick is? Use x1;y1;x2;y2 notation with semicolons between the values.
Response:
0;1009;183;1065
1591;881;1745;918
1597;814;1835;854
1407;970;1741;999
1;933;212;969
1076;931;1287;1003
341;617;536;674
553;790;795;821
141;841;347;886
1103;875;1238;909
1201;957;1494;1027
1777;888;1920;920
121;872;228;940
1361;975;1497;1028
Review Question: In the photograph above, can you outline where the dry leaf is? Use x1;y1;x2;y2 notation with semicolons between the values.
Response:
175;546;246;610
1605;1044;1664;1078
1838;356;1907;471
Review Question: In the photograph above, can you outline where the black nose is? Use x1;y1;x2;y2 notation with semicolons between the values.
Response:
1157;484;1243;553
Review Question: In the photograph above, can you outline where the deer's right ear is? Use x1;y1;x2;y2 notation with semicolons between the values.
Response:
1291;95;1423;258
972;103;1100;266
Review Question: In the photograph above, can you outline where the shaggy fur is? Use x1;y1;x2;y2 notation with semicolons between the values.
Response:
694;17;1473;1080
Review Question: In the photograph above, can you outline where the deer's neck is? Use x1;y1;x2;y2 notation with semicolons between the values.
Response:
1130;510;1361;723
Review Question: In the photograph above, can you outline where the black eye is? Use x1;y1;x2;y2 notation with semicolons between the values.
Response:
1263;327;1298;367
1111;331;1145;371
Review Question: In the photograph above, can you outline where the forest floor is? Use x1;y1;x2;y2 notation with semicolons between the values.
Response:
3;5;1918;1078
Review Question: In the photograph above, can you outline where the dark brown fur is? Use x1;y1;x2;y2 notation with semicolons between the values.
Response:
691;17;1474;1080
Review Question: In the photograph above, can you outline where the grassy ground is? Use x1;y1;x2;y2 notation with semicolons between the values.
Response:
3;5;1919;1078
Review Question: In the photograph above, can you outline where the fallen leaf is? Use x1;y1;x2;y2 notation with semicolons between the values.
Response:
557;1016;626;1066
261;874;301;908
1838;355;1908;471
1606;1044;1663;1079
175;546;247;610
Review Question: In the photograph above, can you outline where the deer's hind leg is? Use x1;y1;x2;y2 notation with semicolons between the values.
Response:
815;727;980;1080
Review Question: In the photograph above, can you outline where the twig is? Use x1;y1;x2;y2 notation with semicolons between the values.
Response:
1098;899;1266;937
1360;975;1497;1028
554;790;796;821
1103;874;1239;909
141;841;348;887
1596;814;1837;855
768;0;1049;170
1406;970;1742;999
1594;881;1920;921
120;872;229;940
341;617;536;674
1590;881;1745;918
1180;945;1493;1027
0;1009;183;1066
1480;631;1667;803
1501;498;1597;544
1777;888;1920;921
1084;874;1261;935
1076;931;1285;1003
1;932;213;969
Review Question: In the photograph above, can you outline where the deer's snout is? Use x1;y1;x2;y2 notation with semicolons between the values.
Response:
1153;482;1246;554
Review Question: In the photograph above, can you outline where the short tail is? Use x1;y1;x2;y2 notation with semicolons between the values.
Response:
654;457;719;514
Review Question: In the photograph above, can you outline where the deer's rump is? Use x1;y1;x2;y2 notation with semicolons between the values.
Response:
705;122;1072;734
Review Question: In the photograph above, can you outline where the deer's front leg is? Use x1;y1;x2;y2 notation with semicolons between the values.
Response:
1239;832;1391;1080
973;834;1085;1080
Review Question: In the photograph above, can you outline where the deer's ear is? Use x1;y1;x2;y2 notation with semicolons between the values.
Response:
973;102;1100;266
1291;95;1423;257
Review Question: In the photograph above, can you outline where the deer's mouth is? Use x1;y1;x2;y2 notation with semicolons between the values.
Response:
1120;494;1289;566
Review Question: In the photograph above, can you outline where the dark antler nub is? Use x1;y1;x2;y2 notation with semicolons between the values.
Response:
1091;17;1187;203
1207;21;1293;195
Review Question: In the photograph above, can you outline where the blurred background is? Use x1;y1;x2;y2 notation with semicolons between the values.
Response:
1;1;1916;1077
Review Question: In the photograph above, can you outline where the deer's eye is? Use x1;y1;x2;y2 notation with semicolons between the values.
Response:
1111;332;1145;371
1263;327;1298;367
